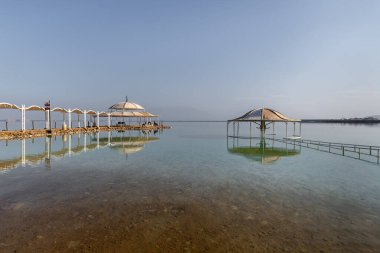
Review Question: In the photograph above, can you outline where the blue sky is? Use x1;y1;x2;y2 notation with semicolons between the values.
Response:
1;0;380;120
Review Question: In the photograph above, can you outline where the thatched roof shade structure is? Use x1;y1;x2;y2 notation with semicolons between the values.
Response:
229;108;300;122
228;107;301;138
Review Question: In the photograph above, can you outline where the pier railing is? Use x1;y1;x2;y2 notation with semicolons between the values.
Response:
278;138;380;164
227;135;380;165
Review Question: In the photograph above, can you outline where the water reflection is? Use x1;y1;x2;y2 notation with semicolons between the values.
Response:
228;134;380;165
0;131;159;172
227;135;300;164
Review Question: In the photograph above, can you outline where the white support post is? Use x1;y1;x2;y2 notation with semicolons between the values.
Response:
68;109;72;129
84;110;87;128
21;105;25;131
97;112;100;127
45;108;50;129
78;114;81;128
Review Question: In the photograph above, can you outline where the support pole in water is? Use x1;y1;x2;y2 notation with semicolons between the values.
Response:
68;109;71;129
97;111;100;128
84;111;87;128
21;105;24;131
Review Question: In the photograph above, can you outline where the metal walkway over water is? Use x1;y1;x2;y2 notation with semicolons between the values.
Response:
227;135;380;165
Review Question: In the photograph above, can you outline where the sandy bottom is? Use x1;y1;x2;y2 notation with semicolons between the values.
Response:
1;166;380;253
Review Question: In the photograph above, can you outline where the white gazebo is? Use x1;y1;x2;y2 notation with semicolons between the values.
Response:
105;97;159;126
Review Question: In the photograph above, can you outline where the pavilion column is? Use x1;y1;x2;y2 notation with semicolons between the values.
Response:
108;113;111;127
62;112;66;129
45;108;50;130
68;109;72;129
24;105;26;131
293;122;296;136
78;114;81;128
21;105;25;131
97;112;100;128
84;110;87;128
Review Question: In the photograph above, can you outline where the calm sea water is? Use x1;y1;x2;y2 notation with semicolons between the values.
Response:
0;123;380;252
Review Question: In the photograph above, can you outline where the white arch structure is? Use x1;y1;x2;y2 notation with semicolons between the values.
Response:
1;101;159;131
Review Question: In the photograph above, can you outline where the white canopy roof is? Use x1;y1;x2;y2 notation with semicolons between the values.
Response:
99;111;158;117
0;102;21;110
109;101;144;111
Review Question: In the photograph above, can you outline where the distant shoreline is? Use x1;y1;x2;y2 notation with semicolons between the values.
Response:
162;120;380;124
301;119;380;124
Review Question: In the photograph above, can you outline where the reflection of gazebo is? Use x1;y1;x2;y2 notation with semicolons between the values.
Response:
97;136;159;155
227;107;301;139
227;136;300;165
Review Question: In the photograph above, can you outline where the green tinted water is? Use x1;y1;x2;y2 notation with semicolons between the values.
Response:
0;123;379;252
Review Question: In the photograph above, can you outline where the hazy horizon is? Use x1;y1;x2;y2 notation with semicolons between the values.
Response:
1;0;380;121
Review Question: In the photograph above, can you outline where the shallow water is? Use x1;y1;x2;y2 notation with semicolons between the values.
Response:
1;123;380;252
